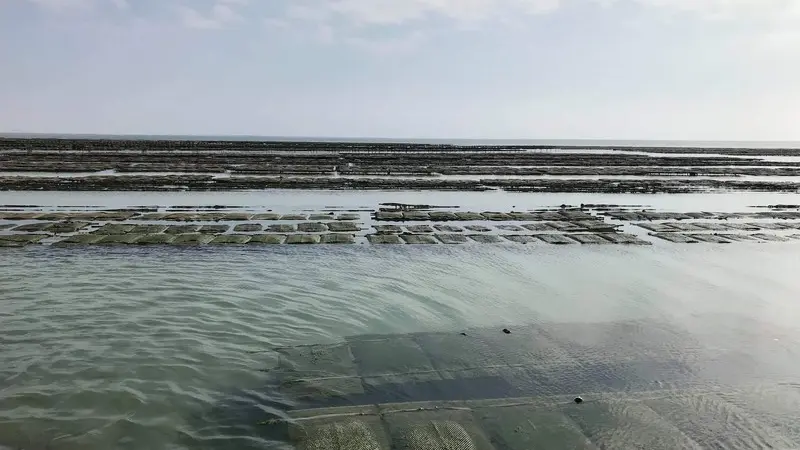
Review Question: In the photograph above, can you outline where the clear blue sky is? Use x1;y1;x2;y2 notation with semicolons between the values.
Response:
1;0;798;140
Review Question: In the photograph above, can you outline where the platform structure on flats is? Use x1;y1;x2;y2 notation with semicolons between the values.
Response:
2;205;800;247
258;315;800;450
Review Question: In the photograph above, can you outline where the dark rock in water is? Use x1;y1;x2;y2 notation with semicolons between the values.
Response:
502;328;511;334
574;396;584;404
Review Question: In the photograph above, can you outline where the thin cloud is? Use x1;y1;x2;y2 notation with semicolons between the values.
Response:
176;0;248;29
270;0;566;52
25;0;799;28
25;0;129;13
345;30;427;54
619;0;799;22
266;0;800;53
25;0;95;11
284;0;565;26
276;0;798;26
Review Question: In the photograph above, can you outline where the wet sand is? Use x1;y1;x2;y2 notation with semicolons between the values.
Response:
2;138;800;193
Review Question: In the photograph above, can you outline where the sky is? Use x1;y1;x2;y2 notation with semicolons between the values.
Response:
1;0;799;140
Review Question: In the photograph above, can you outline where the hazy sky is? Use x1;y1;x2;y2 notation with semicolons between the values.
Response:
1;0;799;140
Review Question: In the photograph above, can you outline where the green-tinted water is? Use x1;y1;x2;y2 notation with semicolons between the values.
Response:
1;245;799;449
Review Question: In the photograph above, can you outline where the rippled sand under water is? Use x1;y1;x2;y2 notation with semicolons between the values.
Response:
1;245;800;449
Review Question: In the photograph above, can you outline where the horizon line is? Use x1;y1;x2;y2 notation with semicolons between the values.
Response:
2;132;800;145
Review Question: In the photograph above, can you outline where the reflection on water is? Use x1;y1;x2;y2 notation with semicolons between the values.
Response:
4;189;800;213
1;245;800;449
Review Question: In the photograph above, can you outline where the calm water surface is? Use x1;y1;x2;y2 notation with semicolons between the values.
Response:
1;244;799;449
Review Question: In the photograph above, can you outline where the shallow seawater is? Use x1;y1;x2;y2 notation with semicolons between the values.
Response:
1;244;800;449
4;189;800;212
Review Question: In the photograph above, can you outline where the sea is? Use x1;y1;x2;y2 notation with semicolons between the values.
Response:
2;136;800;449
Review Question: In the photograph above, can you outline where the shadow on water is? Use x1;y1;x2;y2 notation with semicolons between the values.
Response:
11;315;797;449
179;315;800;450
178;393;294;450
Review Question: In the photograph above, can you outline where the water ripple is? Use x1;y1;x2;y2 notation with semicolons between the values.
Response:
2;245;800;448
